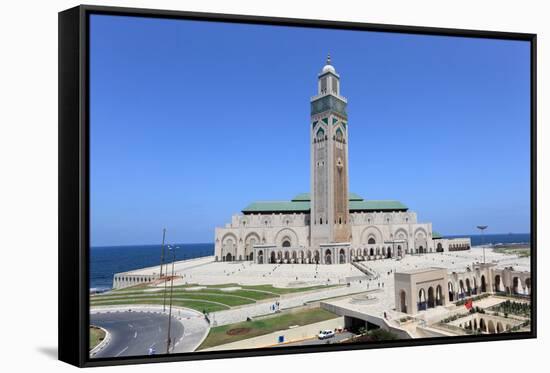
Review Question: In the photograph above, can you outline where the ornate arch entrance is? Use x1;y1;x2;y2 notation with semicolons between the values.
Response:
325;249;332;265
314;250;320;264
339;249;346;264
257;250;263;264
448;281;455;302
481;275;487;293
494;275;502;292
418;288;427;311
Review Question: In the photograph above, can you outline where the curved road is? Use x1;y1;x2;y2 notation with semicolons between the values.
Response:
91;310;206;358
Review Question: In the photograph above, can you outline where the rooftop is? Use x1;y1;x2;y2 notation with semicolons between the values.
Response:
397;267;446;275
242;193;408;214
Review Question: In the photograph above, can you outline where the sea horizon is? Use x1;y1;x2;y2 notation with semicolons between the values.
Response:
91;232;531;249
90;233;531;290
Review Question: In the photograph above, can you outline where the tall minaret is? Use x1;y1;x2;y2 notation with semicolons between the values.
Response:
310;55;350;247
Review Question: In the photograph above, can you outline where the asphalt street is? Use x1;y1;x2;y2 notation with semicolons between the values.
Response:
276;332;355;347
91;311;185;358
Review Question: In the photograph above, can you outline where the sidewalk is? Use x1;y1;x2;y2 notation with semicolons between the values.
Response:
202;317;344;351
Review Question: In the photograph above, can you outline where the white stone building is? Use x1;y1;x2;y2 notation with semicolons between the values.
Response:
395;264;532;315
214;57;471;264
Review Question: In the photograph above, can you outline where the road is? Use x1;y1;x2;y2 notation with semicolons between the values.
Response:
276;332;355;347
91;311;188;358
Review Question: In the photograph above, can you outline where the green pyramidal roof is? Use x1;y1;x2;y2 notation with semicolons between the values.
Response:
242;201;311;213
242;193;408;214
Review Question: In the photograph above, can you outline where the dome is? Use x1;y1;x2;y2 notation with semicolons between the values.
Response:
321;64;336;74
320;54;336;74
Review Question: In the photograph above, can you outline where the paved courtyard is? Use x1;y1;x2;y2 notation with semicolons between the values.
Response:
118;247;529;327
124;246;529;288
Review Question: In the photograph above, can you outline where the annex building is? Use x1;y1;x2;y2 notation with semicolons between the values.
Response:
214;57;471;264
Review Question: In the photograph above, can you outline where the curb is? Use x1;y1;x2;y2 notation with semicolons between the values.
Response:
89;326;111;357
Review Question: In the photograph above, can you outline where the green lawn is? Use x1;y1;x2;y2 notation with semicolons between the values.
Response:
90;298;228;313
89;326;105;350
95;289;274;301
92;293;254;306
198;308;339;350
92;284;340;313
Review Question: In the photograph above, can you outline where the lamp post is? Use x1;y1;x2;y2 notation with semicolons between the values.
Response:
159;228;167;278
159;228;167;312
162;244;171;312
476;225;488;264
166;245;179;354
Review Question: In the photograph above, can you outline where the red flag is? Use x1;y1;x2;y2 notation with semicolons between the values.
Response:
465;299;473;310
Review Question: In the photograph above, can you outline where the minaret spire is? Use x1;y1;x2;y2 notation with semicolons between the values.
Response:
310;56;350;247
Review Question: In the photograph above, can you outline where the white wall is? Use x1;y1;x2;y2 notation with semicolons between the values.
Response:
0;1;547;373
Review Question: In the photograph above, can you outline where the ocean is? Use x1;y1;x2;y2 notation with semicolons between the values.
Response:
90;243;214;291
90;233;530;291
445;233;530;247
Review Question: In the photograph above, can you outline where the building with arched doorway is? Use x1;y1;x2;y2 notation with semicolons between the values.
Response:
395;268;449;314
214;57;471;263
395;264;530;315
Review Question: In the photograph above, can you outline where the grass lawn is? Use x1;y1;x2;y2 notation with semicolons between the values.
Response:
198;307;338;350
91;284;341;313
89;326;105;350
90;298;228;312
95;289;274;301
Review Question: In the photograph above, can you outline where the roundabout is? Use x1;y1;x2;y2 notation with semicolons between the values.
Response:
90;306;209;358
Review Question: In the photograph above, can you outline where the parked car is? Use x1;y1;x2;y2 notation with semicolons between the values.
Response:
318;330;335;340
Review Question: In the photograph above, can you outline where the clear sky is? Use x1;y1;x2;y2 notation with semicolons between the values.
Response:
90;14;531;247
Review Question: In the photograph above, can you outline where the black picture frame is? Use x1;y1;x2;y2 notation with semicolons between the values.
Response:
59;4;537;368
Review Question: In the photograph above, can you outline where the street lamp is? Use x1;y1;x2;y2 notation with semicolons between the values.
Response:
159;228;167;278
162;244;171;312
476;225;488;264
166;245;179;354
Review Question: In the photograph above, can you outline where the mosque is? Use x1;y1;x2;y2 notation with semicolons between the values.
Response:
214;57;471;265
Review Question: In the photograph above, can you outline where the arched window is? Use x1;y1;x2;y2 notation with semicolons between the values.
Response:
368;237;376;245
282;240;291;248
335;128;343;142
316;127;325;141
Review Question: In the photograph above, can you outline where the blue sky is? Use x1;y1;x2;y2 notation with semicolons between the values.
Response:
90;15;531;247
